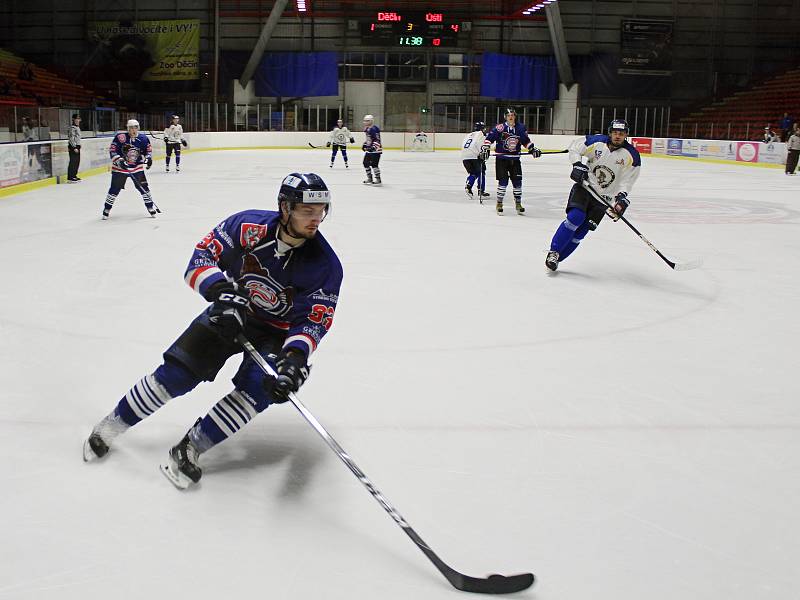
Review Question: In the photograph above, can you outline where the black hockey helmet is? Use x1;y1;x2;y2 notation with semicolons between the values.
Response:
608;119;629;134
473;121;486;132
505;107;517;118
278;172;331;216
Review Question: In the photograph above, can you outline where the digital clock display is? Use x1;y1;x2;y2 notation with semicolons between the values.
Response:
362;11;460;47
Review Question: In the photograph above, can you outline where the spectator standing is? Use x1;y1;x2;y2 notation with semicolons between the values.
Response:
762;127;778;143
21;116;34;141
778;112;794;142
67;113;82;182
786;125;800;175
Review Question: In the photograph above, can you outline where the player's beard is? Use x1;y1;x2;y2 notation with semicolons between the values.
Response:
282;214;319;241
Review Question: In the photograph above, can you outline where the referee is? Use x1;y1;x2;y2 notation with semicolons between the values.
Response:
67;113;82;182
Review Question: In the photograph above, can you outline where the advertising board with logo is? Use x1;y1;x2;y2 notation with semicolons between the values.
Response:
629;137;652;153
667;139;683;155
651;138;667;154
758;141;786;165
736;142;759;163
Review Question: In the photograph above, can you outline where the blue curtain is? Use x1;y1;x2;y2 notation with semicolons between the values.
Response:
255;52;338;97
479;53;558;101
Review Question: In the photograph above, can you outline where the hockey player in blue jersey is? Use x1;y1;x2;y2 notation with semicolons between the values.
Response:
362;114;382;185
102;119;158;219
83;172;344;490
545;119;641;273
480;108;541;215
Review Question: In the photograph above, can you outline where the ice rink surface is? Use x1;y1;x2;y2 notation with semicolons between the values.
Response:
1;148;798;600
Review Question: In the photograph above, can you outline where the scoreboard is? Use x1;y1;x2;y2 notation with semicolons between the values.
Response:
361;11;462;47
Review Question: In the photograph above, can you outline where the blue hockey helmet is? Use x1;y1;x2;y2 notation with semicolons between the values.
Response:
278;172;331;216
473;121;486;132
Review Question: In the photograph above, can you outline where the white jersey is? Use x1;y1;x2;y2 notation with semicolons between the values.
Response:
164;124;184;144
329;127;352;146
461;131;485;160
569;134;641;196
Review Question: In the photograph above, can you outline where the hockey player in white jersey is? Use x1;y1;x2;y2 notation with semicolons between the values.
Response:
545;119;641;272
164;114;187;172
461;122;490;201
327;119;355;168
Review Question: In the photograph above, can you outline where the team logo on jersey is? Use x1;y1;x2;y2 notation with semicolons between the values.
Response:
595;148;604;159
615;158;625;165
495;124;504;131
240;223;267;249
242;275;293;315
196;231;223;261
504;136;520;152
593;165;616;188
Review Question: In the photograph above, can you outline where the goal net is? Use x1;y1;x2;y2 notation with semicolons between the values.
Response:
403;131;435;152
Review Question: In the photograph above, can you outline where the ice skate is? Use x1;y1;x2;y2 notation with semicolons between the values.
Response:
83;412;129;462
496;201;504;215
464;185;474;200
545;250;559;273
160;434;202;490
515;201;525;215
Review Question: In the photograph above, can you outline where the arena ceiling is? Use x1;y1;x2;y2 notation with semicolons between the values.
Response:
220;0;542;19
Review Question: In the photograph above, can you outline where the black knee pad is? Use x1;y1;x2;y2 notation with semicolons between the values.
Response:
164;318;240;381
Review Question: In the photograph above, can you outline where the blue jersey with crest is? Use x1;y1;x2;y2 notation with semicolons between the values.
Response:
363;125;382;153
185;209;343;358
483;122;532;158
109;132;152;174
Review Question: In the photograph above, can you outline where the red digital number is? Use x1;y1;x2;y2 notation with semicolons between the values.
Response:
451;24;459;32
432;38;441;46
308;304;335;331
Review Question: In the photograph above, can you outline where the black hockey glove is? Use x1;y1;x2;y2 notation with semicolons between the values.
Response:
207;282;249;341
349;137;355;143
326;141;331;147
145;156;153;169
263;348;311;403
362;143;369;152
570;161;589;183
181;139;188;147
527;144;542;158
478;145;490;161
606;192;630;221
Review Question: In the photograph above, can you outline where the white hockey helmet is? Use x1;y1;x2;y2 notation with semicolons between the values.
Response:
363;114;374;123
172;114;180;121
337;118;343;125
126;119;140;129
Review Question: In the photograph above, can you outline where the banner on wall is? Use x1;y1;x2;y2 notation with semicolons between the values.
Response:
629;137;652;154
680;139;698;158
88;19;200;81
758;141;787;164
736;142;759;163
652;138;667;154
666;139;683;155
698;141;736;161
0;142;53;187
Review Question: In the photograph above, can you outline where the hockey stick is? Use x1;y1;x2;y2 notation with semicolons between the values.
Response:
308;142;326;149
238;335;535;595
148;131;165;141
582;181;702;271
491;149;568;157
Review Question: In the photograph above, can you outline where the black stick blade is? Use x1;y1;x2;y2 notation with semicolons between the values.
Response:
448;571;535;594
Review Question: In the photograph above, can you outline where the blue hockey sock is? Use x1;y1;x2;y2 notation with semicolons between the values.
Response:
115;360;200;426
193;389;261;451
556;222;590;262
466;174;477;187
550;208;586;253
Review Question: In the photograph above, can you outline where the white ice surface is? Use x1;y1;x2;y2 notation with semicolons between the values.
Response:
1;149;798;600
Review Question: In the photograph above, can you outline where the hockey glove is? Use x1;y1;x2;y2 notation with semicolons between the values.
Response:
570;161;589;183
264;348;311;403
349;137;355;143
527;144;542;158
207;282;249;341
326;142;331;147
181;139;188;147
362;143;369;152
478;145;490;161
145;156;153;169
606;192;630;221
